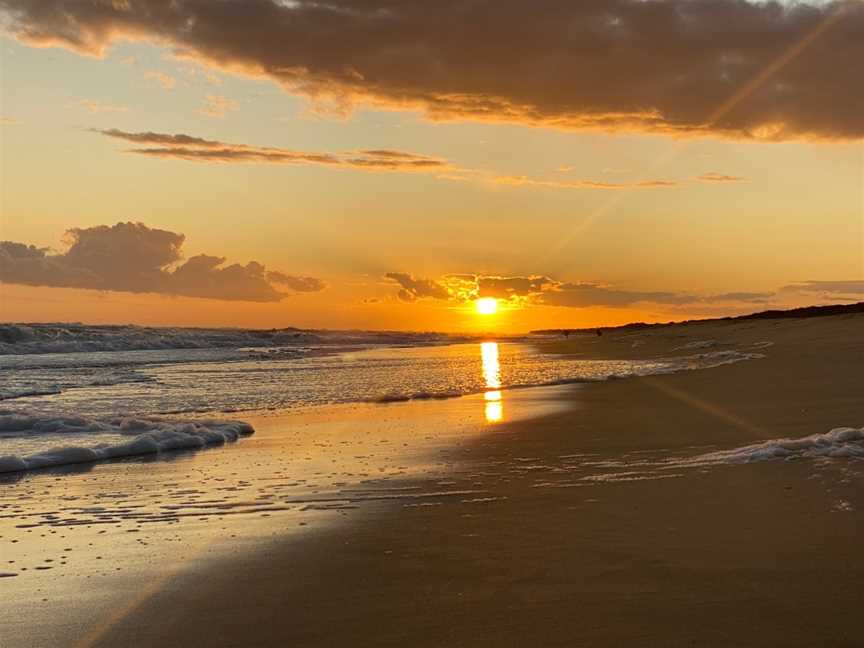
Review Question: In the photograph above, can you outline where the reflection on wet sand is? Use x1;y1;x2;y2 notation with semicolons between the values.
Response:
481;342;503;423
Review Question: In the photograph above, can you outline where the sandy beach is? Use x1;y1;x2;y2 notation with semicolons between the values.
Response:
3;311;858;647
4;2;862;644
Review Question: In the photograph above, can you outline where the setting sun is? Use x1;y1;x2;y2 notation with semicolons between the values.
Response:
475;298;498;315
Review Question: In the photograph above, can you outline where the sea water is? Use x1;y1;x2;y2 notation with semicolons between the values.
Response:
0;324;759;472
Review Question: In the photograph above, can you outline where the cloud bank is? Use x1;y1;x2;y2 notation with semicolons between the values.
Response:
1;0;862;140
0;222;325;302
386;272;776;309
780;280;864;300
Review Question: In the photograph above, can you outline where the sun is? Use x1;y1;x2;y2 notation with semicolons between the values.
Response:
475;297;498;315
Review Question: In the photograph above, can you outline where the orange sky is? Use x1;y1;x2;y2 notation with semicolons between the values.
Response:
1;1;862;332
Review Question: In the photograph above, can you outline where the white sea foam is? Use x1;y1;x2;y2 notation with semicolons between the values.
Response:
0;412;254;473
565;426;864;486
673;339;718;351
0;323;466;356
679;427;864;466
680;349;765;368
0;323;317;355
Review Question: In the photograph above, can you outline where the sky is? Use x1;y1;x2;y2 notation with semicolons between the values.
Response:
0;0;862;332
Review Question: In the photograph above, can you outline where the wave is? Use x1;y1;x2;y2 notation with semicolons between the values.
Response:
679;427;864;466
0;323;471;356
365;350;763;404
368;390;465;403
0;323;319;355
0;368;158;404
0;387;63;401
0;412;254;474
566;426;864;487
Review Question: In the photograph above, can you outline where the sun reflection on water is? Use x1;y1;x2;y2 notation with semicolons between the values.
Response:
481;342;503;422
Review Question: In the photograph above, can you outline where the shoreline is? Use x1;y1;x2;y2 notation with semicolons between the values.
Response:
0;326;769;478
87;313;864;647
3;312;863;647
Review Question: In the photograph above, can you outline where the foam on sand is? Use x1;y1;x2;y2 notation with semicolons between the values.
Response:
0;412;254;473
681;427;864;466
577;426;864;484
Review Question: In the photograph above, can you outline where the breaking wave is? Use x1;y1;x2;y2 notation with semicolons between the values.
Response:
0;323;467;356
0;412;254;474
679;427;864;466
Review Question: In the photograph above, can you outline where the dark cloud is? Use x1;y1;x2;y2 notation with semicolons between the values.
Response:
477;275;555;299
2;1;862;140
385;273;450;302
0;222;325;302
541;285;776;308
267;271;327;293
708;291;772;303
96;129;449;172
0;241;97;288
780;280;864;297
540;282;696;308
384;272;780;308
97;129;224;148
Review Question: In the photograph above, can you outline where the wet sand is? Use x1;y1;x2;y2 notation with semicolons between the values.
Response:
0;383;569;647
7;312;864;647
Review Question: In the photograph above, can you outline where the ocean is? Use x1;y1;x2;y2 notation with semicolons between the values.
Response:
0;323;760;473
